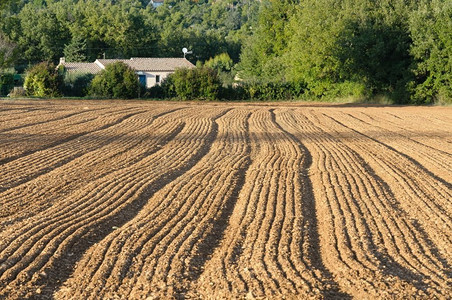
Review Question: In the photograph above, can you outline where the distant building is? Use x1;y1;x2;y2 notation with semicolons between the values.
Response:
59;57;195;88
148;0;164;8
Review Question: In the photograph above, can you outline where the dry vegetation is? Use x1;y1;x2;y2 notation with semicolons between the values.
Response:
0;100;451;299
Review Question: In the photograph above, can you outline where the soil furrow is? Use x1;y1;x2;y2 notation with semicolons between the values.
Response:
299;109;451;296
340;111;452;184
0;118;185;227
0;108;103;134
0;108;181;193
321;112;452;252
279;108;450;298
0;106;186;203
0;107;144;164
0;101;450;299
195;109;328;299
55;108;247;299
0;107;228;299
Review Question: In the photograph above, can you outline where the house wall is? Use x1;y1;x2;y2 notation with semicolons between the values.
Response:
143;71;172;88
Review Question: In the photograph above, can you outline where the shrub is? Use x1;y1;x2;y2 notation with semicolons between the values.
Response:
89;62;139;99
24;62;63;97
63;72;94;97
0;73;14;96
169;67;221;100
227;81;305;101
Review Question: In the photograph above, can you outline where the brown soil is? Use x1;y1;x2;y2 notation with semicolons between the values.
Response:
0;100;450;299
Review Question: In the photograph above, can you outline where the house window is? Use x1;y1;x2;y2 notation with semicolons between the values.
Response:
156;75;160;83
138;74;146;86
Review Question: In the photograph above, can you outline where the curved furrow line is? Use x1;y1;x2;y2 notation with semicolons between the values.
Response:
367;110;452;154
381;108;452;131
0;106;144;164
0;107;55;123
394;109;452;131
0;109;210;290
89;110;245;296
0;107;227;300
229;111;290;297
278;109;449;298
54;108;250;299
341;111;452;183
271;109;339;295
291;112;388;278
311;111;452;265
0;108;216;248
321;112;452;250
327;144;448;288
322;111;452;210
301;110;451;294
0;108;98;133
195;109;327;299
0;105;122;134
0;113;186;226
0;106;185;195
290;109;434;292
358;110;452;155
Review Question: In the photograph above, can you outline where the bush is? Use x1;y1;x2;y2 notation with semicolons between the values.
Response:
0;73;14;96
169;67;221;100
63;72;94;97
24;62;63;97
89;62;139;99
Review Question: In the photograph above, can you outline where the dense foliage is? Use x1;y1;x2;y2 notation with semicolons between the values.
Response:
63;72;94;97
237;0;451;103
24;62;63;97
409;0;452;104
0;0;259;68
89;62;139;99
163;66;221;100
0;0;450;103
0;72;14;96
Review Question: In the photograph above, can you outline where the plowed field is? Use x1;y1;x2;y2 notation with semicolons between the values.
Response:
0;100;451;299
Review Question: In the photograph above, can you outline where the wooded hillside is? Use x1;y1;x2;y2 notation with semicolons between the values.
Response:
1;0;450;103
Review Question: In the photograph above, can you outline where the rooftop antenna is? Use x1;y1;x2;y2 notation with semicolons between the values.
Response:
182;47;192;59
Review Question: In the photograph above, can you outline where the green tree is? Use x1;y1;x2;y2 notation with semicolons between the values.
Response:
89;62;139;99
15;3;70;63
205;52;233;73
409;0;452;104
64;35;87;62
24;61;63;97
283;0;358;97
0;33;16;68
237;0;296;82
205;52;235;85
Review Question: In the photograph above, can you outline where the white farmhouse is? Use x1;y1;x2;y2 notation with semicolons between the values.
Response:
59;57;195;88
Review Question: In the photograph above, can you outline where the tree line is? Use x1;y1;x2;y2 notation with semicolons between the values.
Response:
0;0;258;68
1;0;450;104
238;0;451;104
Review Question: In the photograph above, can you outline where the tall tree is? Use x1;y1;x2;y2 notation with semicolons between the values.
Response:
409;0;452;103
0;33;16;68
64;35;87;62
237;0;297;82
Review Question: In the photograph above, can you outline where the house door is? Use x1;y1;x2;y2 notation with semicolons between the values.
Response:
138;75;146;86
